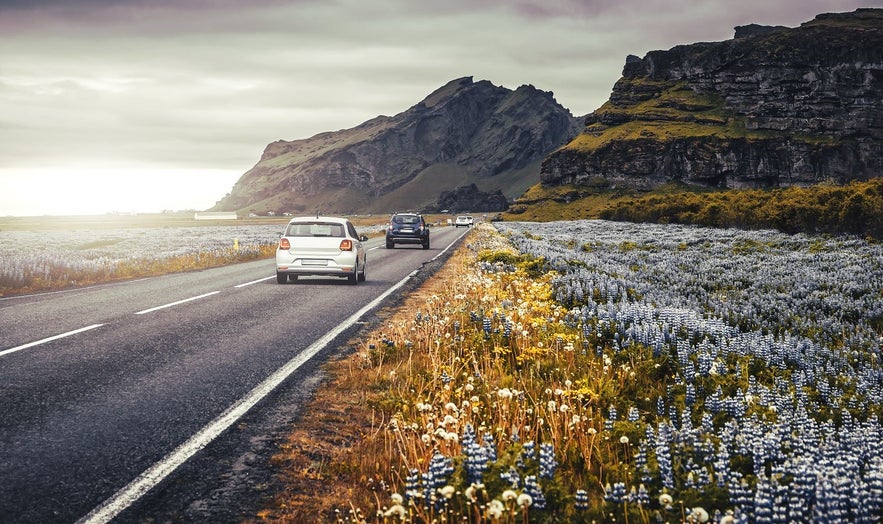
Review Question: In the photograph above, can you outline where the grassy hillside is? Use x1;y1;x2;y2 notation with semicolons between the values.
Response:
503;178;883;239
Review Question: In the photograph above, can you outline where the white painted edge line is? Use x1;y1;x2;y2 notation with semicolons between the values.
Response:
133;291;220;315
0;324;105;358
234;276;275;288
77;267;421;524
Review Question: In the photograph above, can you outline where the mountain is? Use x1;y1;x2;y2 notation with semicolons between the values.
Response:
540;9;883;191
213;77;582;215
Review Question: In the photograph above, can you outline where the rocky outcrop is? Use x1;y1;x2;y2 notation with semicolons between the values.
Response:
428;184;509;213
541;9;883;190
214;77;582;215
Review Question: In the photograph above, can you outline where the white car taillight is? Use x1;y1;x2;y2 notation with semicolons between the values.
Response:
339;239;353;251
279;237;291;250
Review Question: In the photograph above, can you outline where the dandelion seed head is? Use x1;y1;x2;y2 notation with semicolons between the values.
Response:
487;499;504;518
384;504;406;518
517;493;532;507
689;507;709;523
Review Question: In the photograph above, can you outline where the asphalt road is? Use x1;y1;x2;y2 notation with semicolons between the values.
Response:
0;225;468;523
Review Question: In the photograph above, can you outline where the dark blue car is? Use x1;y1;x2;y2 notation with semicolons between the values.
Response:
385;212;430;249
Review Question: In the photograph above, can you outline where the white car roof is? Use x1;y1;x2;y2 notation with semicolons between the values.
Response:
288;216;348;224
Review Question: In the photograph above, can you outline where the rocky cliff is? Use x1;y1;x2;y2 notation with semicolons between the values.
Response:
429;183;509;213
541;9;883;190
214;77;582;215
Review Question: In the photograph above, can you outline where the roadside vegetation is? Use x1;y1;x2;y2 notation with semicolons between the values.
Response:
506;178;883;240
259;221;883;522
599;177;883;239
0;223;282;297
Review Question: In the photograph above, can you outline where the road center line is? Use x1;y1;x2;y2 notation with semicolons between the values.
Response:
77;267;421;524
0;324;105;358
133;291;220;315
234;276;275;288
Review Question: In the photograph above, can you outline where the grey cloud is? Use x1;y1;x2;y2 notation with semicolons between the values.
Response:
3;0;883;175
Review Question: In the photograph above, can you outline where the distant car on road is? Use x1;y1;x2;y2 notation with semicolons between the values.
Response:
386;212;430;249
276;216;367;284
455;215;474;227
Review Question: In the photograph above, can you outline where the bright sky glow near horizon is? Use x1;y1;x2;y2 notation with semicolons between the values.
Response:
2;0;881;217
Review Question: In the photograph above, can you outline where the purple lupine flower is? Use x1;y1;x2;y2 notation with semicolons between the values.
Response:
524;475;546;509
574;489;589;511
501;466;520;489
628;406;640;422
539;442;557;479
518;441;535;469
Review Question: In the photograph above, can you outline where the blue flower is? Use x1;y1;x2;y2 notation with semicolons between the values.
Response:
539;442;557;479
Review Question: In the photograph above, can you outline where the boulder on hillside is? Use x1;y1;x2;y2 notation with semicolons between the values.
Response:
429;184;508;213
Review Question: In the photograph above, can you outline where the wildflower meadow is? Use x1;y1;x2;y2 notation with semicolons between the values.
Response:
0;224;281;296
316;221;882;523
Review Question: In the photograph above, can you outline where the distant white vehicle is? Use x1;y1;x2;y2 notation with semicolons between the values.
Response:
455;215;474;227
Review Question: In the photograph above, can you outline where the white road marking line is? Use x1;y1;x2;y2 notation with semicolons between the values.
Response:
133;292;220;315
0;324;105;358
77;267;420;524
234;276;275;288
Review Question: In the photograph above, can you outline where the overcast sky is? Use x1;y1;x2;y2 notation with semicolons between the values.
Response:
1;0;881;216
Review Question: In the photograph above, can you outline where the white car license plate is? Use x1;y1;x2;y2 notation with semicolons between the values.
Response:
301;259;328;266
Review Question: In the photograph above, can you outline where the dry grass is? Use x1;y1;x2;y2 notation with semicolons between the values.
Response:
254;245;481;523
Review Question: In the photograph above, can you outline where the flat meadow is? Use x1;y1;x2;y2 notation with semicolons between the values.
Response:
0;214;286;296
265;220;883;523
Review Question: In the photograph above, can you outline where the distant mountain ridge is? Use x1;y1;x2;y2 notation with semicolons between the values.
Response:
213;77;582;215
541;8;883;191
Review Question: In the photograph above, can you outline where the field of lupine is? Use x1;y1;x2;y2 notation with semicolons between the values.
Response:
300;221;883;524
0;224;282;296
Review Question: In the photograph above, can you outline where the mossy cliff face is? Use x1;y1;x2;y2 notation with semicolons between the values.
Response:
542;9;883;190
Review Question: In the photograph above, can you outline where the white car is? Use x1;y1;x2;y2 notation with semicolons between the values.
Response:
455;215;474;227
275;216;367;284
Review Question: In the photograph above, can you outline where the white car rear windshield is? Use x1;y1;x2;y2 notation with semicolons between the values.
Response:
286;222;345;237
